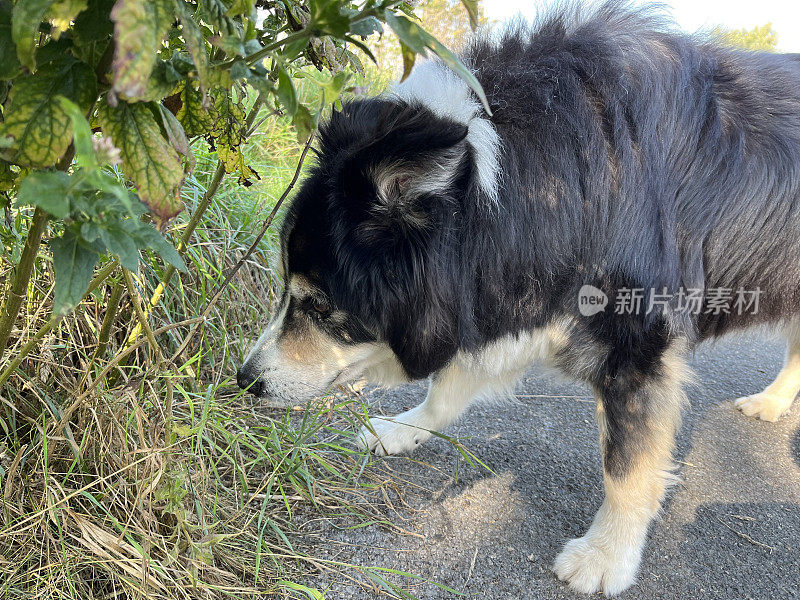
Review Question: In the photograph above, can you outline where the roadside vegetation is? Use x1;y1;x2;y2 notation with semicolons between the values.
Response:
0;0;484;597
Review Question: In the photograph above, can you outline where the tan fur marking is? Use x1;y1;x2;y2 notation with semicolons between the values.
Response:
288;274;315;298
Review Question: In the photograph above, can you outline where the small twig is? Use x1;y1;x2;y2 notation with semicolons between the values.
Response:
122;269;166;365
715;515;775;552
466;546;479;583
168;131;316;365
79;282;124;389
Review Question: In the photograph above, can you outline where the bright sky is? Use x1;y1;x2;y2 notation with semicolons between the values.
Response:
484;1;800;52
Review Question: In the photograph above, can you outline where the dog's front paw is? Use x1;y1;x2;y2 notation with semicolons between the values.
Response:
735;392;794;422
553;535;640;596
357;413;432;456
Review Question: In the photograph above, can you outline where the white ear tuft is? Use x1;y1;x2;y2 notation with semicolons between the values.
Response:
393;59;501;206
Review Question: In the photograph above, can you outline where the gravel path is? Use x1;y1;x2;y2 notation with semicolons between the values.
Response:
298;332;800;599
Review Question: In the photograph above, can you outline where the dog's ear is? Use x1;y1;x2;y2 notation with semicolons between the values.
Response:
365;148;466;235
334;116;469;247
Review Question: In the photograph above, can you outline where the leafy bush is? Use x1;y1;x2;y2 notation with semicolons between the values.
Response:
0;0;482;597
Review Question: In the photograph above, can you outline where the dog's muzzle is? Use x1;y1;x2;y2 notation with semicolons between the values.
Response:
236;366;265;397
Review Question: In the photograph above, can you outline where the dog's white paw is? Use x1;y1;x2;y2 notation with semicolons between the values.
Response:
357;413;432;456
553;535;640;596
735;392;794;422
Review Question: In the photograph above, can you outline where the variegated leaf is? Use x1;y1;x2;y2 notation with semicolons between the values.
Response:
110;0;174;101
98;100;185;220
0;57;96;167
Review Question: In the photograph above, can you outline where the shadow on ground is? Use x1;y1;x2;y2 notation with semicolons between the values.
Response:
297;333;800;599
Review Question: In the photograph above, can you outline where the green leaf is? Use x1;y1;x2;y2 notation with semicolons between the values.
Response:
110;0;174;101
224;0;251;19
127;221;186;271
80;221;101;241
349;15;382;37
36;36;75;66
11;0;57;71
71;0;113;67
384;12;426;54
57;96;97;170
85;170;136;215
461;0;479;31
198;0;237;37
343;34;376;65
310;0;349;38
97;220;140;270
0;7;22;80
385;13;491;115
344;47;365;76
318;71;348;104
97;100;185;220
281;32;312;61
0;161;18;193
157;102;189;157
15;170;71;218
73;0;113;43
209;32;245;56
0;57;97;167
398;39;415;82
51;228;99;315
276;65;297;117
291;104;316;144
157;101;194;172
138;59;184;102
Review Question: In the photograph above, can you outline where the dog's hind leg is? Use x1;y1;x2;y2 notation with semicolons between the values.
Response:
357;358;490;456
554;339;689;596
735;319;800;421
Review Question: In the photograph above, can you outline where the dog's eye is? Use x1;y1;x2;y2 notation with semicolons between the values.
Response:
311;299;330;316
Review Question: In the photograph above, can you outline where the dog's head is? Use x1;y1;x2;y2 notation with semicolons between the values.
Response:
237;99;476;401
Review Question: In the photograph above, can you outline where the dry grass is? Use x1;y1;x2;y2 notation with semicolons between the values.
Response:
0;105;408;599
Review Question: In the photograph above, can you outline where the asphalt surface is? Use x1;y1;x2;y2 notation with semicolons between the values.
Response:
296;331;800;599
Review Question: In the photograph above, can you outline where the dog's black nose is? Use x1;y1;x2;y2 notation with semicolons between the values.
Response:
237;367;264;396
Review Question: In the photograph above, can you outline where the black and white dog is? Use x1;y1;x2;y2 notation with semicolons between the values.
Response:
238;3;800;595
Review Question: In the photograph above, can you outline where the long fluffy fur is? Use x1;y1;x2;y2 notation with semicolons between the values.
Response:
282;2;800;378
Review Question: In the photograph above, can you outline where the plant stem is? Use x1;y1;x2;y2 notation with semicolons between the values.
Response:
96;282;124;359
0;208;49;363
122;268;174;455
122;269;164;365
219;30;311;69
0;146;76;363
119;94;266;355
0;259;119;396
78;280;124;389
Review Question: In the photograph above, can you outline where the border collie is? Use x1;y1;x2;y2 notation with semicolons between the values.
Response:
238;3;800;595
